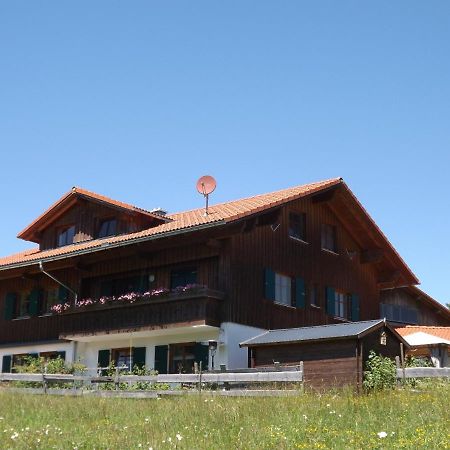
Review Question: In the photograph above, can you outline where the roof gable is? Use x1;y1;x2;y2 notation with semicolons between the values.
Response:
17;187;171;243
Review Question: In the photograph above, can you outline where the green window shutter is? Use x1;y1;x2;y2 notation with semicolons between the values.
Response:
295;278;306;308
56;351;66;361
194;343;209;371
29;289;42;316
2;355;12;373
351;294;360;321
264;268;275;301
4;293;17;320
58;286;69;304
132;347;146;369
154;345;168;374
326;287;335;316
100;280;113;297
98;350;110;368
138;274;149;293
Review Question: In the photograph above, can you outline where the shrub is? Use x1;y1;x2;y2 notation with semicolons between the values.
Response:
363;351;396;392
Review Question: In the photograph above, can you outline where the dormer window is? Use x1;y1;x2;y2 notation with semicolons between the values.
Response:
98;219;117;238
57;225;75;247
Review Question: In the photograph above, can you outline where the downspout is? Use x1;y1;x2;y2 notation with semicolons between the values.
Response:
38;261;78;306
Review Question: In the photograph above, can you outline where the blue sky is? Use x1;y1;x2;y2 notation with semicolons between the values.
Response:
1;2;449;304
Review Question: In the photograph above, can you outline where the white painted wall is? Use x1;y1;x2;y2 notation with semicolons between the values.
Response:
0;322;265;373
217;322;266;369
0;342;74;372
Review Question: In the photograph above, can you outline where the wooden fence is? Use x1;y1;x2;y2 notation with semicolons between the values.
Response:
396;367;450;380
0;364;303;398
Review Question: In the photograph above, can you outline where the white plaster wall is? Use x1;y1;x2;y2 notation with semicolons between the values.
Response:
218;322;266;369
75;328;220;375
0;342;74;372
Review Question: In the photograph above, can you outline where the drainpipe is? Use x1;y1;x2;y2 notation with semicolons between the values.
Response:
38;261;78;305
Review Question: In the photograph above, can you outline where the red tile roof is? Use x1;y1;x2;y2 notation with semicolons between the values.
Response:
0;178;341;269
396;326;450;342
17;186;171;243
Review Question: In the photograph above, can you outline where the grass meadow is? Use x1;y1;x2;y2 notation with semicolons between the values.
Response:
0;385;449;449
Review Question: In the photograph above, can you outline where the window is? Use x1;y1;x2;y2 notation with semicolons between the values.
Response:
170;267;197;289
17;292;31;318
321;224;337;253
289;212;306;241
309;283;319;307
43;289;59;314
99;274;149;297
334;291;349;319
169;343;209;374
111;348;133;370
98;219;117;238
57;225;75;247
275;273;292;306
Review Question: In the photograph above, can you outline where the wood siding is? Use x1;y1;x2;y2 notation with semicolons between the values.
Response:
225;196;380;329
251;340;361;389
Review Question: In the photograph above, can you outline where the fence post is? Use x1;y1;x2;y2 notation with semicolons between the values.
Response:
114;366;120;391
221;364;230;391
400;343;406;384
198;361;203;393
299;361;304;394
43;365;48;395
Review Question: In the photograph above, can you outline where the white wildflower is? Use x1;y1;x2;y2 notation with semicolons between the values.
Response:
377;431;387;438
11;432;19;440
176;433;182;441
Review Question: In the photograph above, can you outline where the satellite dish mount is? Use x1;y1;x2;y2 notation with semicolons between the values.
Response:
196;175;217;216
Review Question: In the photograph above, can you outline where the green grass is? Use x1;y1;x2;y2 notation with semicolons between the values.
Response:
0;385;449;449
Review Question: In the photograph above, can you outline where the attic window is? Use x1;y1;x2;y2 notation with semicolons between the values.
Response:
98;219;117;238
57;225;75;247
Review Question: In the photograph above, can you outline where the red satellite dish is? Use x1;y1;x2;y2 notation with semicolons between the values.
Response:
196;175;217;196
196;176;216;215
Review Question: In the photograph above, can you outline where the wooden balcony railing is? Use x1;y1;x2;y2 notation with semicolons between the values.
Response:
0;288;225;345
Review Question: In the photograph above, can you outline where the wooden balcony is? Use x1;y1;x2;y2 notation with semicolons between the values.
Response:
0;288;225;345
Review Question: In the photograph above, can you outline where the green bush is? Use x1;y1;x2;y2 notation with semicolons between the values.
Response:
363;351;396;392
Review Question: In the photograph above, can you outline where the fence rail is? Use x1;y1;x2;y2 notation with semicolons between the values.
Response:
396;367;450;379
0;364;303;396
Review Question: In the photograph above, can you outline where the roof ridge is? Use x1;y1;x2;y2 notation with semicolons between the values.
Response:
167;177;342;218
265;319;383;333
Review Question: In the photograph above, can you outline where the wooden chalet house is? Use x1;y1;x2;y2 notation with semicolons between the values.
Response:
0;178;448;374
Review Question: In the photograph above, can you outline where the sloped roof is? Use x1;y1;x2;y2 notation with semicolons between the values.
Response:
17;186;171;243
400;331;450;346
397;326;450;342
240;320;391;346
0;178;341;269
0;177;418;283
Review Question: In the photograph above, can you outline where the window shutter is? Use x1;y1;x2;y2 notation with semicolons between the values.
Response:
97;350;110;369
2;355;12;373
351;294;360;321
326;287;335;315
295;278;306;308
56;351;66;361
58;286;69;304
154;345;168;374
132;347;146;369
138;274;149;293
100;280;113;297
4;293;17;320
264;268;275;301
194;343;209;371
29;289;42;317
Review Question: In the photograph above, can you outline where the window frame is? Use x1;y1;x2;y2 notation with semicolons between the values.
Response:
321;223;338;253
56;224;76;248
288;212;307;243
97;217;117;239
309;283;320;308
274;272;293;307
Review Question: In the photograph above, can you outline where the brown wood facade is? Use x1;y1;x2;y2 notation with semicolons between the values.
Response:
0;188;427;346
248;325;404;389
